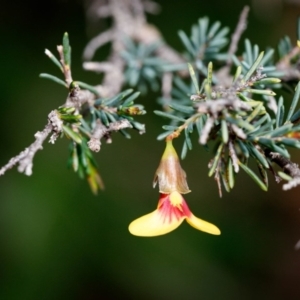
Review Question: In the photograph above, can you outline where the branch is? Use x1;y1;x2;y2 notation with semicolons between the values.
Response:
142;0;161;14
265;150;300;190
88;119;132;152
83;29;114;60
276;45;300;82
227;6;250;67
161;72;173;108
216;6;250;85
64;85;97;108
83;0;184;98
0;110;62;176
229;140;239;173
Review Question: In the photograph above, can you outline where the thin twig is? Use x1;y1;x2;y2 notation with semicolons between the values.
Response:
83;62;114;73
276;46;300;82
265;150;300;190
83;0;184;98
229;140;239;173
88;119;132;152
214;160;223;197
199;116;214;144
227;6;250;67
0;124;52;176
215;6;249;85
142;0;161;14
265;150;300;178
57;46;73;85
83;29;114;60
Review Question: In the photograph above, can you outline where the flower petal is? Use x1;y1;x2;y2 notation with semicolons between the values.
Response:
128;209;185;237
186;214;221;235
154;140;191;194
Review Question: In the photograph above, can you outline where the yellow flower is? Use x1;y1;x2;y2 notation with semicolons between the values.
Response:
129;191;221;237
129;140;221;237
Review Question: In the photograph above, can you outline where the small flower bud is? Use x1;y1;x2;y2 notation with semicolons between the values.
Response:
153;140;190;194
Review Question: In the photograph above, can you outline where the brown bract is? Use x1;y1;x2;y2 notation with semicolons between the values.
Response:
153;140;191;194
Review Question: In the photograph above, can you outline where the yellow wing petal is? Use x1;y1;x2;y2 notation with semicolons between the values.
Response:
128;210;184;237
186;214;221;235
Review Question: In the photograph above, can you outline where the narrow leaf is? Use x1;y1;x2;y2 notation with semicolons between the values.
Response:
243;51;264;82
178;30;195;56
181;141;188;159
258;137;274;148
204;83;212;99
154;110;186;122
278;171;292;181
246;103;264;123
226;116;254;131
237;140;249;158
44;49;63;72
290;109;300;124
75;81;100;96
257;163;268;187
245;89;276;96
227;158;235;189
269;143;290;158
279;138;300;148
122;91;140;106
286;81;300;122
169;102;194;114
70;143;79;172
188;63;200;94
119;129;131;139
98;110;109;126
276;96;284;128
245;39;253;65
198;17;209;45
255;77;281;84
207;62;213;88
184;128;192;150
157;130;174;140
208;143;224;177
268;123;293;137
210;27;229;43
63;32;71;66
207;21;221;39
62;125;82;144
196;115;204;137
233;66;242;84
39;73;68;88
162;125;178;131
239;162;268;191
260;48;274;66
221;120;228;144
220;167;230;192
249;145;269;169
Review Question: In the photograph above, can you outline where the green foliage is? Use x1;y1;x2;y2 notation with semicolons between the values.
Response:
122;38;166;93
178;17;229;64
35;15;300;196
68;140;104;194
120;16;300;196
154;55;300;195
232;40;283;79
40;34;145;193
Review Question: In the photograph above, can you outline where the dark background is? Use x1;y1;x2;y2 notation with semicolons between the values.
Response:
1;0;300;299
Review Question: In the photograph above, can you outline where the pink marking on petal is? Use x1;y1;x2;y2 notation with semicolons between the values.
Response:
157;192;192;224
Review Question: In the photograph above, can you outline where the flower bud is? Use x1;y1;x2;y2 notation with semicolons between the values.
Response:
153;140;190;194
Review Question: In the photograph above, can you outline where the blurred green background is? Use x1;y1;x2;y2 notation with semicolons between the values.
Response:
1;0;300;299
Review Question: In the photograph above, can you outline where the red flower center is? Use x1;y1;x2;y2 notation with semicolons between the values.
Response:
157;192;192;223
